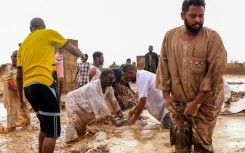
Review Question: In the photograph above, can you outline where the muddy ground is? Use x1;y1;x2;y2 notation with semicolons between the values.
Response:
0;76;245;153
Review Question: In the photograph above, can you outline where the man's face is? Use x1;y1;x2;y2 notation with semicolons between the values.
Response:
122;71;136;83
82;56;88;62
11;52;17;66
183;6;204;33
102;73;115;87
98;55;104;65
148;46;153;53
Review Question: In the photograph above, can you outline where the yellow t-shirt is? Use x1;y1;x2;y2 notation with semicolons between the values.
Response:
17;29;68;86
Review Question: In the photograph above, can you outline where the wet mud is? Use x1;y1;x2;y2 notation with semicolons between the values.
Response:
0;75;245;153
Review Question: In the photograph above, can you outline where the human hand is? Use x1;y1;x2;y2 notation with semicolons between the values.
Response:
184;101;200;116
116;110;124;119
114;120;124;127
128;109;135;118
165;97;176;115
123;116;138;126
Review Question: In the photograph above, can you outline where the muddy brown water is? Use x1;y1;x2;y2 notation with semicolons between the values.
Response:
0;102;245;153
1;75;245;153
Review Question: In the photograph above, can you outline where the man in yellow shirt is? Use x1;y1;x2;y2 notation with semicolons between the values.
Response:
16;17;84;153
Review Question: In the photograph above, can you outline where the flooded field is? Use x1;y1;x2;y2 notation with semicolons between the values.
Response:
0;75;245;153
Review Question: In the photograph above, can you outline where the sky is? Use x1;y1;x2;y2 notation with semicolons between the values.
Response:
1;0;245;67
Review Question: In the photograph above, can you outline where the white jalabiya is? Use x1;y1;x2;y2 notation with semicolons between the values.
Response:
136;70;169;122
65;79;120;142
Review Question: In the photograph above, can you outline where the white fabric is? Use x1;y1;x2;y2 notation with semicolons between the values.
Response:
88;65;101;82
136;70;169;121
223;80;231;102
66;79;120;120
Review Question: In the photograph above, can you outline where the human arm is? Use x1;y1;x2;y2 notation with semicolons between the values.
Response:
184;91;210;116
61;42;85;60
116;110;124;118
124;97;146;126
107;87;123;117
88;67;96;82
185;32;227;116
16;67;26;109
162;91;176;115
106;115;123;126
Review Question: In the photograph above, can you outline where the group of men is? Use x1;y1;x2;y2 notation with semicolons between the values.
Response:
1;0;228;152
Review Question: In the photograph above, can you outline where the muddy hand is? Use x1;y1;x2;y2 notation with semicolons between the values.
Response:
165;97;176;115
184;102;199;116
124;115;138;126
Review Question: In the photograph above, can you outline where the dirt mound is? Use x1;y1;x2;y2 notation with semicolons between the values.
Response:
225;91;245;104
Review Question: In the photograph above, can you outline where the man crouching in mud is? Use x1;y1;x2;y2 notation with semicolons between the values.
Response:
155;0;227;152
65;69;124;143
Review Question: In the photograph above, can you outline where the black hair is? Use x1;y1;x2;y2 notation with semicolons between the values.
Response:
100;69;114;77
84;54;88;58
92;51;103;61
182;0;206;14
120;64;135;73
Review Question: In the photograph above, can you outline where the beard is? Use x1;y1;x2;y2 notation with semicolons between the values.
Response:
184;18;203;33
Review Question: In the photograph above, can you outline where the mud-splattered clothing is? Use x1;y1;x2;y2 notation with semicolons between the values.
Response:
112;68;136;110
65;79;121;142
155;26;227;152
2;65;30;129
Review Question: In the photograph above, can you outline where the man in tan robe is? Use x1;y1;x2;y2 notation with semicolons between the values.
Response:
65;69;123;143
2;50;30;132
155;0;227;152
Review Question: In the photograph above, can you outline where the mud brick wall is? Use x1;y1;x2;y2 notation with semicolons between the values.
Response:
224;67;245;75
62;39;78;93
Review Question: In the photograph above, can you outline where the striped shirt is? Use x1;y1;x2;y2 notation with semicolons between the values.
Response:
77;62;91;86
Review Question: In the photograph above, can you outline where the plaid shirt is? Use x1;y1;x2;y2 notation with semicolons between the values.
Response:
77;62;91;86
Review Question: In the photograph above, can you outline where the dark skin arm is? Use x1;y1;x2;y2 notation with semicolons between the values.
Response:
62;42;85;59
163;91;176;115
116;110;124;118
163;91;211;116
16;67;26;109
107;115;122;127
88;67;96;82
124;97;147;126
